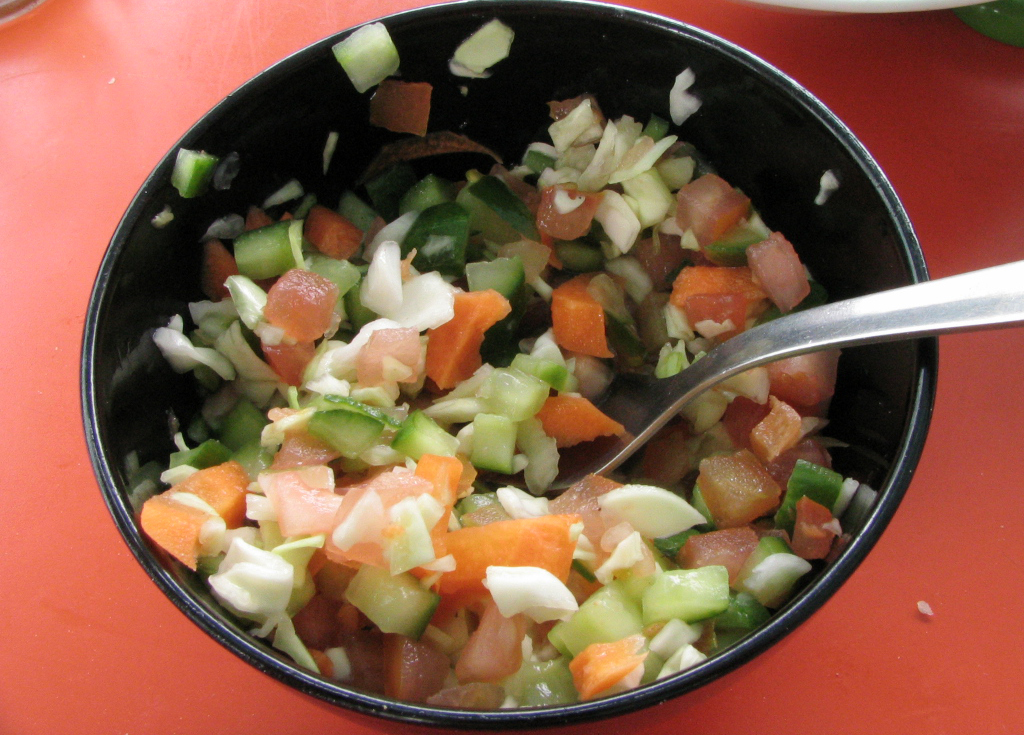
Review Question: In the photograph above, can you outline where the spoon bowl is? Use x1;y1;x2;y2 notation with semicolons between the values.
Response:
554;259;1024;489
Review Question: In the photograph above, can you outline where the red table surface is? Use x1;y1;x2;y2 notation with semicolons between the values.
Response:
2;0;1022;732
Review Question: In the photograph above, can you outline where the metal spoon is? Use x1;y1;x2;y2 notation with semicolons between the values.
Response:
549;259;1024;490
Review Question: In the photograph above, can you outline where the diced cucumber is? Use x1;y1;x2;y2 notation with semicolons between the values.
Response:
217;397;268;452
456;183;521;244
337;190;378;232
231;440;274;480
313;394;403;427
365;163;418;222
641;566;730;625
465;256;525;298
171;148;220;198
307;409;386;458
480;367;550;422
774;459;844;533
463;175;539;240
168;438;232;470
548;581;644;657
470;413;517;474
555;241;604;272
344;277;377;330
704;214;771;266
505;658;578;706
344;564;440;639
571;558;597;583
234;222;299;280
642;114;670;142
523;148;557;175
306;255;361;299
399;174;457;214
652;529;700;561
455;491;501;517
332;22;400;94
690;485;715;528
714;591;771;632
510;353;577;393
655;155;695;190
400;201;471;277
391;410;459;460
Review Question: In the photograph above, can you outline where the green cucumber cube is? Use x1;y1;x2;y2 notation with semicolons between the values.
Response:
481;367;550;422
774;459;844;533
171;148;219;198
391;410;459;460
307;409;385;459
233;222;298;280
470;413;517;474
548;581;643;657
344;564;439;639
641;566;730;625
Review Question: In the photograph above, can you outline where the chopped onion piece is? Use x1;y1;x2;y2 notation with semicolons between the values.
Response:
594;189;641;254
262;178;304;209
815;169;840;205
323;131;339;175
151;205;174;228
449;19;514;78
483;566;579;622
496;486;550;519
649;618;701;660
669;68;702;125
212;151;241;191
153;323;236;381
598;484;707;539
208;537;294;618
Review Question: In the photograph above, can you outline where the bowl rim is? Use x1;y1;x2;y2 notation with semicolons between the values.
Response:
81;0;936;727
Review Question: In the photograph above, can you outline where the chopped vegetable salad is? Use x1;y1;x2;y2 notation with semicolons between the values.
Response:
134;19;874;709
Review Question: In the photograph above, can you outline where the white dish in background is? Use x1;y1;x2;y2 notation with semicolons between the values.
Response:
737;0;985;11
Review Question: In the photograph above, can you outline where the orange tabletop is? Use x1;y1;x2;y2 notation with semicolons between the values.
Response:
1;0;1022;733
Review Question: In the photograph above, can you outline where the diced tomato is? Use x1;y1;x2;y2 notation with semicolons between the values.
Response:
262;340;316;386
304;204;363;261
426;682;506;710
639;422;694;486
766;350;840;410
200;239;239;302
698;449;783;528
764;438;833;488
454;600;527;684
749;395;803;464
369;80;432;136
547;94;604;122
383;634;451;703
721;396;770;450
260;466;343;537
549;474;622;559
675;174;751;246
791;496;837;560
356;327;422;386
683;292;749;339
271;432;341;470
245;205;274;231
632;233;703;291
679;526;760;584
263;268;339;343
747;232;810;313
536;184;603;241
335;627;387;694
292;593;341;651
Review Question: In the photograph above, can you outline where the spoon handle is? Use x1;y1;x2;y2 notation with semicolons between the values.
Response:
610;259;1024;471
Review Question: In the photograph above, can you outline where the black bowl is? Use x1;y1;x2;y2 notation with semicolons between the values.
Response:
82;0;935;728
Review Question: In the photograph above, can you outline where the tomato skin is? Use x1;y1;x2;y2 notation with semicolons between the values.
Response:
721;396;770;450
383;634;451;703
766;350;840;410
262;340;316;386
764;438;832;488
536;185;604;241
698;449;783;528
747;232;810;313
680;526;760;584
791;496;836;560
263;268;339;343
675;174;751;246
454;600;527;684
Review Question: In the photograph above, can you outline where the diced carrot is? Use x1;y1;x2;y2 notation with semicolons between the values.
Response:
139;494;211;570
534;394;625;448
245;205;274;231
437;514;581;596
425;290;512;390
200;239;239;302
414;454;464;560
304;204;363;261
369;80;433;136
569;634;648;701
172;460;250;528
550;274;613;358
749;396;803;464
